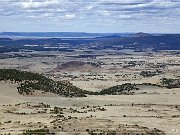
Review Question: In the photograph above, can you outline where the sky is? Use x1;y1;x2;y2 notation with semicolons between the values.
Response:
0;0;180;33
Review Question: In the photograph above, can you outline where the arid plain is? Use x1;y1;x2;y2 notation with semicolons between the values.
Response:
0;49;180;135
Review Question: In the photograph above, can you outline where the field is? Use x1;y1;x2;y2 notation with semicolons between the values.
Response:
0;47;180;134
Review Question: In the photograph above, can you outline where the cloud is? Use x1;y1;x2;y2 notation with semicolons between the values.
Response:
0;0;180;32
21;0;60;9
62;13;76;19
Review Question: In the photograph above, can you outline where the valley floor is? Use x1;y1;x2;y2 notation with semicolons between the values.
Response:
0;50;180;134
0;82;179;135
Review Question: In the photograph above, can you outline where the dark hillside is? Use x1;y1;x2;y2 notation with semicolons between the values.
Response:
0;69;88;97
94;33;180;50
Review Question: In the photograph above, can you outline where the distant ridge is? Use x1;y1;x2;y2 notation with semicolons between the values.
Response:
93;33;180;50
0;32;129;38
95;35;121;39
0;33;180;51
131;32;151;37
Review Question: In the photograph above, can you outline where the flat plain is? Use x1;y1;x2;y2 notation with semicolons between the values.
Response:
0;48;180;135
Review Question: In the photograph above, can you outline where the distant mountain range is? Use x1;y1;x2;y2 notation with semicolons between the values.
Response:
0;32;130;38
0;32;180;52
94;33;180;50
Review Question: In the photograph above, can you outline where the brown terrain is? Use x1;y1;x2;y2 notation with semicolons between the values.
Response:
0;49;180;135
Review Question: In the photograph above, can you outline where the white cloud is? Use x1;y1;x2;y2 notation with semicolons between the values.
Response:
21;0;60;9
63;13;76;19
0;0;180;32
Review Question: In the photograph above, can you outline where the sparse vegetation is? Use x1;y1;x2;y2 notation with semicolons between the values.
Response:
1;69;180;98
23;128;50;135
140;70;162;77
88;130;116;135
161;78;180;88
99;83;138;95
0;69;88;97
0;69;147;97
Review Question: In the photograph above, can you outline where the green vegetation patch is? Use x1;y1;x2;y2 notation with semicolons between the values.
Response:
0;69;87;97
161;78;180;88
140;70;162;77
99;83;139;95
1;69;178;97
23;128;50;135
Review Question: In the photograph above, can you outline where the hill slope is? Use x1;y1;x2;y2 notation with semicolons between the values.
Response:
0;69;89;97
94;33;180;50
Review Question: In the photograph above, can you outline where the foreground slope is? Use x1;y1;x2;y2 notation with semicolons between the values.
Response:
0;81;179;134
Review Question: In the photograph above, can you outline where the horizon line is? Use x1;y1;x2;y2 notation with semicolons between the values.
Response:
1;31;180;34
